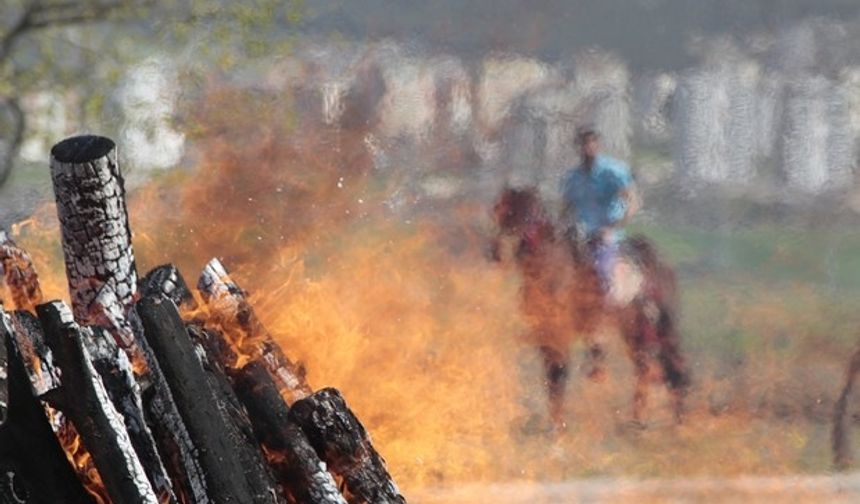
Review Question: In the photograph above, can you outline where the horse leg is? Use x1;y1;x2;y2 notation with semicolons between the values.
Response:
539;345;570;431
625;302;656;425
656;306;691;424
632;349;649;424
585;334;607;382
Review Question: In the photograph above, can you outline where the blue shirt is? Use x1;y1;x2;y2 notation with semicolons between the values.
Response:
561;154;634;238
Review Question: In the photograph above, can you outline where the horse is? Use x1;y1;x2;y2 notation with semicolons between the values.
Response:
490;186;690;429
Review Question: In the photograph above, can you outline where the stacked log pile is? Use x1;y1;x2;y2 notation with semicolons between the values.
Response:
0;135;405;504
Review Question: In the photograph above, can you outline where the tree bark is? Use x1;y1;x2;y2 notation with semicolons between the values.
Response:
50;135;138;348
288;388;406;504
233;360;347;504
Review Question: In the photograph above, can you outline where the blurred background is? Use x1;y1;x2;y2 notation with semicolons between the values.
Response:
4;0;860;501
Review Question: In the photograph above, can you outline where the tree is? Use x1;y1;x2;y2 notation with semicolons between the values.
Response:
0;0;305;187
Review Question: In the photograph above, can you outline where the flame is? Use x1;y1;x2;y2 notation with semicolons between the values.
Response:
52;409;110;504
9;80;822;500
9;83;585;493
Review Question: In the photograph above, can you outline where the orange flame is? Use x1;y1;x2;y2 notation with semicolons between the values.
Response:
52;409;110;504
9;80;792;499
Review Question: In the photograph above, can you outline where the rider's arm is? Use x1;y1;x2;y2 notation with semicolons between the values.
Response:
604;161;637;230
618;185;641;225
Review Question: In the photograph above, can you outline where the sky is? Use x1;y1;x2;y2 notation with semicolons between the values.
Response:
301;0;860;69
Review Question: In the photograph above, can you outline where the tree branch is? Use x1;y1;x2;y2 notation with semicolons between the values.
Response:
28;0;150;29
0;3;36;64
0;98;24;187
0;0;153;64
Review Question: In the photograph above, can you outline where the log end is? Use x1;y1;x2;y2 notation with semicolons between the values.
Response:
51;135;115;164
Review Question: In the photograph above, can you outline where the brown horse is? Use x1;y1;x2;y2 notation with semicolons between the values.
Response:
490;187;689;429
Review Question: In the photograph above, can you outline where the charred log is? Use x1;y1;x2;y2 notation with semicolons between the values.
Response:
137;295;284;503
8;311;61;399
50;135;137;348
184;324;275;491
141;264;196;310
288;388;405;504
0;313;95;504
130;308;209;504
198;258;311;403
233;360;346;504
0;231;43;313
37;301;157;504
82;321;176;503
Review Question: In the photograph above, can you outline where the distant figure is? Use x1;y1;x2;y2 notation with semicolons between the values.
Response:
491;133;689;430
561;127;641;301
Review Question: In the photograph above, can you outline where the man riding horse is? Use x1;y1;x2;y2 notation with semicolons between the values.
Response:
490;125;689;430
561;127;641;304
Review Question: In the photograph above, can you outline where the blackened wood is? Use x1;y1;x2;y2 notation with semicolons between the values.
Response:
185;323;293;504
8;311;61;400
131;309;209;504
140;264;196;310
0;317;96;504
188;324;238;371
137;295;284;504
288;389;406;504
36;301;157;504
198;258;311;403
82;322;176;503
0;231;43;313
50;135;137;348
234;360;346;504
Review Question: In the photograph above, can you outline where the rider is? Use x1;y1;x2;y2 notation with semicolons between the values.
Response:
561;127;641;299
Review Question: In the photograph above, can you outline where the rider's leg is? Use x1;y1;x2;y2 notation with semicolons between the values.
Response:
593;237;620;296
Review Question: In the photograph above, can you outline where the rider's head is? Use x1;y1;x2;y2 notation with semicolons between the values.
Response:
576;127;600;162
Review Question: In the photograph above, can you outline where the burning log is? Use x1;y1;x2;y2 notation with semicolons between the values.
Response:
0;314;96;504
0;231;43;313
8;311;62;399
137;265;214;503
141;264;196;309
50;135;137;348
184;323;282;495
84;323;176;502
37;301;158;504
233;360;346;504
17;134;406;503
50;136;177;501
289;388;406;504
198;258;311;403
137;295;285;503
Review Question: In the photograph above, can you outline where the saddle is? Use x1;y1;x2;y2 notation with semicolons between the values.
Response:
607;254;644;307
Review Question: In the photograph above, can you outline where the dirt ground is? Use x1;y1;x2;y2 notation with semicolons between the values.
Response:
410;472;860;503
